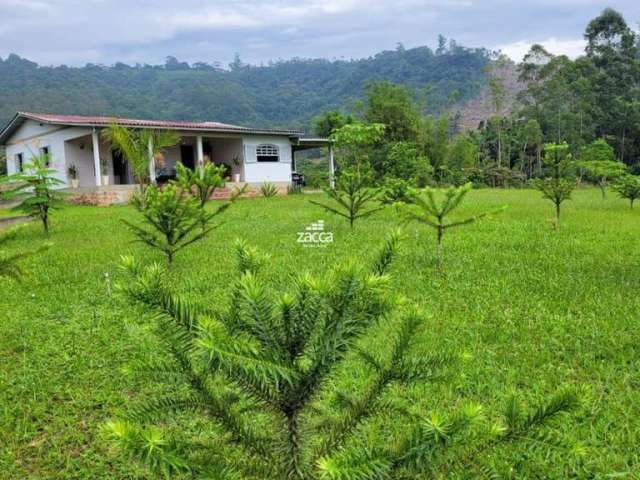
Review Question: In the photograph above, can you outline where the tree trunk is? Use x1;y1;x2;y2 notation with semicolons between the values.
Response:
286;412;303;480
435;226;444;274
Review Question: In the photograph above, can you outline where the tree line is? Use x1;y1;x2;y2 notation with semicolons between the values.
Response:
308;8;640;189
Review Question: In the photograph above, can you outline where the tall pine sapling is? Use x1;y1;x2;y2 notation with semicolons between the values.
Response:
1;153;65;234
106;231;577;479
533;142;576;225
403;183;503;272
309;167;383;228
124;183;230;266
613;174;640;208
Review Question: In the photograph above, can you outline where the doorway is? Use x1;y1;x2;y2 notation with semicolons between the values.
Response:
180;145;195;169
112;150;129;184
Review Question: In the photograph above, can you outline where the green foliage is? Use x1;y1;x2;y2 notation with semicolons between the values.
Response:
381;178;412;205
533;143;577;224
103;124;179;192
260;182;279;198
364;82;421;143
330;123;385;170
314;111;354;137
0;43;491;129
576;140;626;198
174;161;225;207
310;168;383;228
1;153;65;234
124;183;230;266
517;9;640;165
402;183;503;271
380;141;432;182
613;174;640;208
111;234;404;478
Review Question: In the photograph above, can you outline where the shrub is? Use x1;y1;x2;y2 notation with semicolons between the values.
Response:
174;162;225;208
381;177;412;205
613;174;640;208
260;182;279;198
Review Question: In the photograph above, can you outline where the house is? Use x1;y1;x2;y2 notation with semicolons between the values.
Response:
0;112;332;202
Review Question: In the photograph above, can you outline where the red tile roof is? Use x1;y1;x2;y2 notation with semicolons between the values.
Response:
0;112;304;144
23;112;251;130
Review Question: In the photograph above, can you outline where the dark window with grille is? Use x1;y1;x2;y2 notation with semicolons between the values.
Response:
256;144;279;162
40;146;50;166
15;153;24;172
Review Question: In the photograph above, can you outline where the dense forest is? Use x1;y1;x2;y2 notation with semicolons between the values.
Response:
0;39;490;130
300;8;640;188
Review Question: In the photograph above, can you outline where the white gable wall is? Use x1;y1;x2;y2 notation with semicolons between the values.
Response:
5;120;93;184
242;135;292;184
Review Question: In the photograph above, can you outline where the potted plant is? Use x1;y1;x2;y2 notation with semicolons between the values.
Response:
67;164;79;188
100;156;110;186
232;155;241;182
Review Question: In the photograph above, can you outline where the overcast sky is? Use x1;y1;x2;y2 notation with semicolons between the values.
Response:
0;0;638;67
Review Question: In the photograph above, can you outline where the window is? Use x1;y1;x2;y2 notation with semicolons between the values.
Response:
40;146;50;167
256;144;279;162
15;153;24;172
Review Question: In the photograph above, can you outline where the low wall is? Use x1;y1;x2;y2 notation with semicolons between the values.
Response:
65;182;289;206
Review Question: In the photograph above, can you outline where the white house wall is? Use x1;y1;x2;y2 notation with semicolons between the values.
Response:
5;119;93;184
242;135;292;184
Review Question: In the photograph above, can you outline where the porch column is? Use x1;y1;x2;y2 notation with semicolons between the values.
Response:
148;136;156;184
92;128;102;186
328;144;335;189
196;135;204;165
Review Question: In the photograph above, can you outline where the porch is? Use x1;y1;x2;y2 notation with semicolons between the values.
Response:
65;130;246;188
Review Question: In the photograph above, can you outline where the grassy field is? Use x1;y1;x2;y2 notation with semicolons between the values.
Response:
1;188;639;478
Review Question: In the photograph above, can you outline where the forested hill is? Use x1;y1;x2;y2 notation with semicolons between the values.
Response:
0;42;491;131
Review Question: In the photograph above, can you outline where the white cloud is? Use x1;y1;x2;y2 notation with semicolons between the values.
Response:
498;37;587;62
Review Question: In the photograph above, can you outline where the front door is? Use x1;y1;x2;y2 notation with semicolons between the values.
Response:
112;150;128;184
180;145;195;169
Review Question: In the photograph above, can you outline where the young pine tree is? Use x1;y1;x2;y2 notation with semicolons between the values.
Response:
2;153;65;234
174;161;226;208
403;183;503;272
533;142;576;225
107;232;577;479
310;167;383;229
613;174;640;208
124;183;231;266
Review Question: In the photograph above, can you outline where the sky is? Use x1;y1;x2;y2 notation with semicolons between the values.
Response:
0;0;639;67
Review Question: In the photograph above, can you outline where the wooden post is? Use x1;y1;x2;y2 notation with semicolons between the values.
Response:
148;136;156;184
92;128;102;186
328;144;335;189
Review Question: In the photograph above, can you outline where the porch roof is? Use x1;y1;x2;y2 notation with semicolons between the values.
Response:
0;111;305;145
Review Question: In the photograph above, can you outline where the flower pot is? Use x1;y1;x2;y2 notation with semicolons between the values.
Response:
71;179;79;189
101;175;110;186
233;173;241;183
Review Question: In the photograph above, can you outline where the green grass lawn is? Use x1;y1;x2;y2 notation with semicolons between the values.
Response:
1;188;639;478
